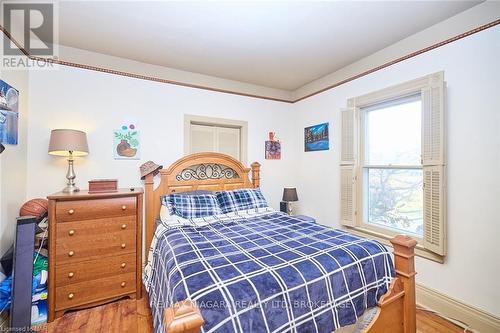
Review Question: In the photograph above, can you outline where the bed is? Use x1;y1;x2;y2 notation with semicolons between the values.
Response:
143;152;417;333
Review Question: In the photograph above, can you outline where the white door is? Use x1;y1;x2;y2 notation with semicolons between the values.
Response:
216;127;240;160
190;124;216;153
190;124;241;160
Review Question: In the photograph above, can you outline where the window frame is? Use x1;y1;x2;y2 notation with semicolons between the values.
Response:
358;93;424;241
342;72;446;263
184;115;248;165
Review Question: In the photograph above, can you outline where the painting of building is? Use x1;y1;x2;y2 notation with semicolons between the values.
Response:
304;122;329;152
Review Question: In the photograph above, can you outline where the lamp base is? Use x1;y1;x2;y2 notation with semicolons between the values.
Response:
280;201;294;215
62;184;80;193
63;154;79;193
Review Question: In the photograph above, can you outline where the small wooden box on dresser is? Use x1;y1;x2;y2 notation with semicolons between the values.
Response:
47;188;143;322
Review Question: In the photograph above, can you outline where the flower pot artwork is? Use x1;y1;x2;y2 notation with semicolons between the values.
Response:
265;140;281;160
113;124;140;159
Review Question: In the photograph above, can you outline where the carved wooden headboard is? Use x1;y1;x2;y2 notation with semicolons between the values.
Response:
143;152;261;249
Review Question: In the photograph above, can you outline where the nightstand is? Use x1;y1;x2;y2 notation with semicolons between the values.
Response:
47;188;143;322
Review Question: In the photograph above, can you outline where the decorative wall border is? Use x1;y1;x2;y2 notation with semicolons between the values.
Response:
1;19;499;104
0;25;292;104
293;19;500;102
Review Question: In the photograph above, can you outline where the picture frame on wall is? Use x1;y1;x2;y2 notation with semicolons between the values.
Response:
304;122;329;152
265;140;281;160
113;124;141;160
0;80;19;146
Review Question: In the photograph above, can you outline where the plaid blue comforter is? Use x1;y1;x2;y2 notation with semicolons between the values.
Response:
144;210;395;333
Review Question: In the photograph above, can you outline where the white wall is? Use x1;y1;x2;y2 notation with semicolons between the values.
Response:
0;61;29;256
7;11;499;319
293;26;500;316
25;62;298;211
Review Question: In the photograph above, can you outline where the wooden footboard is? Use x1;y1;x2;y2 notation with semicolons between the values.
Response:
163;235;417;333
364;235;417;333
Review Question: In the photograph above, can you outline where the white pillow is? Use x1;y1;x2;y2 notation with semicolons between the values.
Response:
159;205;189;226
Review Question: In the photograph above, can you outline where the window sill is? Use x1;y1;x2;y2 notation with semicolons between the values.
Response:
344;225;445;264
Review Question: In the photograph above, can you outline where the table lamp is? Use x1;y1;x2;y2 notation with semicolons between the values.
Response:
48;129;89;193
282;187;298;215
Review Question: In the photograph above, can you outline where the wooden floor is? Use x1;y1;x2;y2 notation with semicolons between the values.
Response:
37;295;464;333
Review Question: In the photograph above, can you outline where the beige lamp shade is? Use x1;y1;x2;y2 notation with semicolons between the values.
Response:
48;129;89;156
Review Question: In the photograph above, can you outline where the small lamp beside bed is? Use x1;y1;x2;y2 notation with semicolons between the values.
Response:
281;187;298;215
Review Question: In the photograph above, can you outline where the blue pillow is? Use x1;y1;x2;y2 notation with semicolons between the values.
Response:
216;188;268;213
161;193;221;219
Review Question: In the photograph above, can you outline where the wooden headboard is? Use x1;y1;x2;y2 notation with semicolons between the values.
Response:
143;152;261;249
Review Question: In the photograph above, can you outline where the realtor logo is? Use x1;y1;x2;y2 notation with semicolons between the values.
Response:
2;2;55;56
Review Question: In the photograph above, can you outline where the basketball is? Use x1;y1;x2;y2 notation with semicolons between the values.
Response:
20;199;49;218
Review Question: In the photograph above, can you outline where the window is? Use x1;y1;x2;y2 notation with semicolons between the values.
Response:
340;72;446;260
184;115;248;163
363;95;423;236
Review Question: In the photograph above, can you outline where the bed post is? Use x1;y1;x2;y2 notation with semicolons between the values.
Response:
391;235;417;333
144;173;155;253
164;300;204;333
364;235;417;333
251;162;261;188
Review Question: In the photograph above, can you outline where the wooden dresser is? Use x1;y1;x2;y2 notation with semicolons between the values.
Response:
47;189;143;322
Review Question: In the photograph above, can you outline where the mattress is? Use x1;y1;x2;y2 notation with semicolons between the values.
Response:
144;209;394;333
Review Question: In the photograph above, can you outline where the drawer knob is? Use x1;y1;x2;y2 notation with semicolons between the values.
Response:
68;230;75;236
121;282;126;287
121;243;126;249
68;209;75;215
121;224;127;230
121;205;127;210
68;293;74;300
68;251;75;257
68;272;74;278
121;263;126;268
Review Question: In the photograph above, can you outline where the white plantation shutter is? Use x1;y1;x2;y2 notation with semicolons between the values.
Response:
423;166;446;255
422;77;444;165
341;107;357;165
340;106;358;227
340;166;356;227
421;73;446;256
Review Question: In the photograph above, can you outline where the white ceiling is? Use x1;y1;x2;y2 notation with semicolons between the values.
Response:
55;1;481;90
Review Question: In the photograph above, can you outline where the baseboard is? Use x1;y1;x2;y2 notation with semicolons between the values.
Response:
416;284;500;333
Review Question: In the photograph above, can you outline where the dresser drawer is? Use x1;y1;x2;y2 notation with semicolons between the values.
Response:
55;272;136;310
56;216;135;241
56;228;136;264
56;197;136;222
55;253;136;287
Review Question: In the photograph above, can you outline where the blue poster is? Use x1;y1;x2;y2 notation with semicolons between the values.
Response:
0;80;19;145
304;122;329;152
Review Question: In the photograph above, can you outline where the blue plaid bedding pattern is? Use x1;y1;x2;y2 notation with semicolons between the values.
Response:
161;193;222;219
144;210;395;333
216;188;268;213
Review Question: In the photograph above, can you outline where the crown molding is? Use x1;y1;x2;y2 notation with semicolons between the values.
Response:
0;25;293;103
1;17;498;104
293;18;499;102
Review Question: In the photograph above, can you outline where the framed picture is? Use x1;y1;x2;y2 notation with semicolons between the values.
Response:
265;140;281;160
113;124;141;160
0;80;19;145
304;122;329;152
